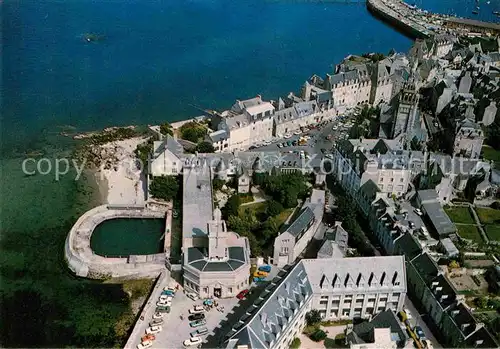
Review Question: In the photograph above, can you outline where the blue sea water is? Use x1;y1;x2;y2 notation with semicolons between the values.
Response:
3;0;417;153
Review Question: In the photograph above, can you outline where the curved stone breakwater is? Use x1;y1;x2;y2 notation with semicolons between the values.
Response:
65;204;168;279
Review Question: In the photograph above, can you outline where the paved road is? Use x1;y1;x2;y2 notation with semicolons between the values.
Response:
404;297;442;348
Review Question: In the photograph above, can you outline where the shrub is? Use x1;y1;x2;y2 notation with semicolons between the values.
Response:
212;178;225;191
149;175;179;201
324;337;336;348
305;309;322;327
310;329;327;342
290;337;301;349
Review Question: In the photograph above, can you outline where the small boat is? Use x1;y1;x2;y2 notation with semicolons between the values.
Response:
472;10;479;14
493;11;500;15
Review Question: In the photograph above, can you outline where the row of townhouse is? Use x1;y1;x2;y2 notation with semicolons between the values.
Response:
329;140;498;347
222;256;407;349
207;94;336;153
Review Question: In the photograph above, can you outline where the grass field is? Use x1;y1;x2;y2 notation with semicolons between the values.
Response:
457;225;483;243
485;225;500;242
482;145;500;167
445;207;475;224
239;201;266;216
475;207;500;225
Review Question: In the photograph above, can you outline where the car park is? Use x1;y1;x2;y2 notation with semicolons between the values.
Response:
137;339;153;349
258;265;271;272
236;289;249;299
189;305;205;314
150;319;164;326
146;326;163;335
183;336;202;347
190;319;207;328
188;313;205;321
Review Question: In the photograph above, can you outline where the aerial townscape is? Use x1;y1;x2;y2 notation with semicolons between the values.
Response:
4;0;500;348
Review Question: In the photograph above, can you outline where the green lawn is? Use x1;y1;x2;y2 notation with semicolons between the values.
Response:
475;207;500;225
485;225;500;242
238;201;267;216
445;207;475;224
457;225;483;243
482;145;500;166
276;208;295;227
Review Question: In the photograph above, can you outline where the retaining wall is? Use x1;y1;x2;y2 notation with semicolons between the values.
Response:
65;204;168;279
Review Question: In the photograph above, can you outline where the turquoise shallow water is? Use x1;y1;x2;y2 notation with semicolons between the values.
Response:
90;218;165;257
0;0;497;346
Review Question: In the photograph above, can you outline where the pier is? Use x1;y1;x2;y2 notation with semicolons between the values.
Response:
367;0;500;39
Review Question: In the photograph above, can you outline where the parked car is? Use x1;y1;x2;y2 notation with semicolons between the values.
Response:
186;292;199;301
190;319;207;328
159;295;172;302
146;326;162;335
156;306;170;313
254;270;268;278
150;319;163;326
414;326;426;341
294;130;301;135
284;133;292;139
253;277;265;283
258;265;271;273
249;145;256;150
189;305;205;314
414;208;423;216
141;334;156;342
152;312;164;319
236;289;249;299
172;210;179;218
277;143;282;148
183;336;202;347
188;313;205;321
137;340;153;349
156;300;171;307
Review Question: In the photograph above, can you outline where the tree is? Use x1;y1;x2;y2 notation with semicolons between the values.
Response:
305;309;322;327
149;175;179;201
195;141;214;153
290;338;301;349
159;122;173;136
310;329;327;342
222;194;241;219
266;200;284;217
212;178;225;192
475;296;488;309
180;122;207;143
449;260;460;269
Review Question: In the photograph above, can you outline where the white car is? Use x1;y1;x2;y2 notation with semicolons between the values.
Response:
414;208;423;216
146;326;163;335
189;305;205;314
152;312;164;319
183;336;203;347
186;292;199;301
137;340;153;349
284;133;292;139
156;300;171;307
263;140;271;146
159;295;173;302
293;130;301;135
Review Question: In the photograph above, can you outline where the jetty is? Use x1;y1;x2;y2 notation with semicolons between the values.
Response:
367;0;500;39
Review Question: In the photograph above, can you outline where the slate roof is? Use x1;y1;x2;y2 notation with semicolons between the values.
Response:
186;246;246;272
394;233;423;261
422;201;456;236
351;309;409;348
224;262;313;349
208;129;228;143
302;256;407;294
285;207;315;238
182;160;213;239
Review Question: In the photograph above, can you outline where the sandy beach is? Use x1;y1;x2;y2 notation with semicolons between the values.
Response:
94;137;148;205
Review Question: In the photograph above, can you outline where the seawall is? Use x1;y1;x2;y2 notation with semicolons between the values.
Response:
64;204;168;279
366;0;429;39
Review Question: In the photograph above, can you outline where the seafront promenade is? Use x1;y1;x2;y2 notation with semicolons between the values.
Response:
64;204;168;279
367;0;500;39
